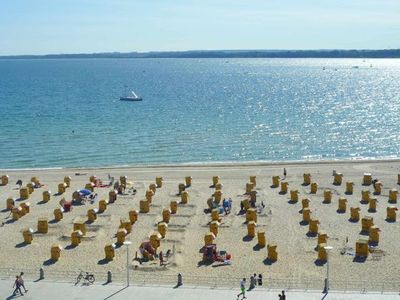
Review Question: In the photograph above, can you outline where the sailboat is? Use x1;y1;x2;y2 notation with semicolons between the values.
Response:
120;90;142;101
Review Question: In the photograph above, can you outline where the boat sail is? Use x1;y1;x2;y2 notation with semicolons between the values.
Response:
120;90;142;101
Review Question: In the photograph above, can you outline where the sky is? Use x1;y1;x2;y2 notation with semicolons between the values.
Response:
0;0;399;55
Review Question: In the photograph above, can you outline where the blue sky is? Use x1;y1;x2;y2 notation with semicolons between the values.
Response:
0;0;399;55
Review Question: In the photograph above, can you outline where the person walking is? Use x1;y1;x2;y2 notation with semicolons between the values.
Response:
12;275;23;296
19;272;28;293
281;290;286;299
283;168;287;179
249;275;255;290
253;273;257;286
237;278;246;299
177;273;182;286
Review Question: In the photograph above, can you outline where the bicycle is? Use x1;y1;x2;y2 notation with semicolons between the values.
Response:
75;270;95;285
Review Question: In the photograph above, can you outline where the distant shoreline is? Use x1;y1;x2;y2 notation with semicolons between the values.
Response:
1;49;400;59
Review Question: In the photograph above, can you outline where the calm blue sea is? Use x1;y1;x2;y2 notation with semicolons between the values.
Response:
0;58;399;169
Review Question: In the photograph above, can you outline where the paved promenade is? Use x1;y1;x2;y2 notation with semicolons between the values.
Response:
0;279;399;300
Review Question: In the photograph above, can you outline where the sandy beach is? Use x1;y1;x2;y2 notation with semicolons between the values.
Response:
1;160;399;287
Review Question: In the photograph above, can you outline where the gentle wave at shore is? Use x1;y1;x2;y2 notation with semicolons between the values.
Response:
2;157;400;171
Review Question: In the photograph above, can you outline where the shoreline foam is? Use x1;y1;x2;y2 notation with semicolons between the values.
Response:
2;156;400;172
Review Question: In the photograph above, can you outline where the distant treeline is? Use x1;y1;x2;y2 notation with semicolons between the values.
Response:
1;49;400;59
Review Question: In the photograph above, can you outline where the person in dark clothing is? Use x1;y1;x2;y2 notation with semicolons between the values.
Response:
13;276;23;296
20;272;28;293
159;251;164;266
249;275;255;290
258;274;263;286
372;179;378;189
16;179;23;188
177;273;182;286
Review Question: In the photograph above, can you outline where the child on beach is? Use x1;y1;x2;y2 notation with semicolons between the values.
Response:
240;201;244;212
222;198;232;215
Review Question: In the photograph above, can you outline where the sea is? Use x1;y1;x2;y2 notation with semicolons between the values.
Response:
0;58;399;169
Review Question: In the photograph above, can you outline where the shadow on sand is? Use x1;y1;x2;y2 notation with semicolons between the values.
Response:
98;258;111;265
263;258;276;265
43;258;57;266
15;242;28;248
242;235;253;242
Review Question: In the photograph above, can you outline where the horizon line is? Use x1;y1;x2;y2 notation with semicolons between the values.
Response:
1;48;400;59
0;47;400;57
